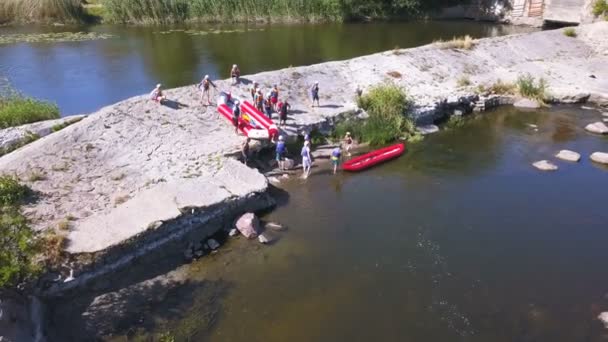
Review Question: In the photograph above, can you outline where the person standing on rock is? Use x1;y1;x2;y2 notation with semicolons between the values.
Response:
249;81;258;101
198;75;216;106
278;100;290;127
230;64;240;85
264;97;273;119
276;135;288;170
150;84;165;104
270;84;279;111
343;132;353;156
310;81;320;108
232;100;241;134
331;145;342;175
301;140;312;178
254;89;264;113
241;138;250;165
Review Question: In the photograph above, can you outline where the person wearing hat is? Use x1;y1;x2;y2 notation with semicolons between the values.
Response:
310;81;320;108
197;75;216;106
343;131;353;156
276;135;288;171
301;140;312;178
230;64;240;85
232;100;241;134
150;84;165;104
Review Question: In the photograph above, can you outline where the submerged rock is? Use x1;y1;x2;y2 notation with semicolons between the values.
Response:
235;212;259;239
585;122;608;134
207;239;220;250
229;228;239;237
533;160;558;171
555;150;581;162
417;125;439;135
283;158;295;170
590;152;608;165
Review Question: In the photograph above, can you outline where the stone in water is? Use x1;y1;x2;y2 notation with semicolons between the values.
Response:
555;150;580;162
590;152;608;165
585;122;608;135
533;160;558;171
207;239;220;250
235;212;259;239
514;98;541;109
418;125;439;135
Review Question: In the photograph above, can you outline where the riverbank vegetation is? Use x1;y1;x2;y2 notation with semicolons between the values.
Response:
0;84;60;129
0;176;39;292
0;0;469;24
0;0;88;24
516;74;547;102
334;83;422;145
593;0;608;19
436;35;476;50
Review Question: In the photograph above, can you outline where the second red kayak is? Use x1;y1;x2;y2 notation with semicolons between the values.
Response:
342;143;405;172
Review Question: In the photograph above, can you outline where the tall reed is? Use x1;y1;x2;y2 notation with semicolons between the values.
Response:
0;0;86;24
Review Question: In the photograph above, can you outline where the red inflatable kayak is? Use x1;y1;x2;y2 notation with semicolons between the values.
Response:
342;143;405;172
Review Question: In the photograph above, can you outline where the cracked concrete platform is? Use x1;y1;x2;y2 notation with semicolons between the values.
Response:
0;22;606;255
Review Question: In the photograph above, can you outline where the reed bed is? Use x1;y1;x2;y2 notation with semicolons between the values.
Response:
0;0;87;24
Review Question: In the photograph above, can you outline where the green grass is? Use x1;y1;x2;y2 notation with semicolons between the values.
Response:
516;74;547;102
563;27;577;37
592;0;608;18
0;176;40;291
436;35;476;50
457;75;471;87
0;84;60;129
334;83;419;146
0;132;40;158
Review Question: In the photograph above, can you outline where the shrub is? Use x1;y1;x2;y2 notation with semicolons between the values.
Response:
0;0;88;24
0;83;60;128
0;176;28;207
563;28;577;37
592;0;608;17
0;207;40;289
457;75;471;87
445;115;466;129
516;74;547;102
354;83;413;145
436;35;476;50
489;80;517;95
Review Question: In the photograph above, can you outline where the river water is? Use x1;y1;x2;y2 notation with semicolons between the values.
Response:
47;105;608;341
0;21;533;116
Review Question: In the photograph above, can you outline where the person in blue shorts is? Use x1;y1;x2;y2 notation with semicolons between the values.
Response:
276;136;288;170
331;145;341;175
310;81;320;108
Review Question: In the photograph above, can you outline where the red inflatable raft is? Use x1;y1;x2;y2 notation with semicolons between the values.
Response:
216;93;278;140
342;143;405;172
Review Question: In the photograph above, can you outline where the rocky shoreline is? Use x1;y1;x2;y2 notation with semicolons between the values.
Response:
0;23;606;301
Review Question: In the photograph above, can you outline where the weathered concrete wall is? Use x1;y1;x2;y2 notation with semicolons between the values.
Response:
544;0;587;23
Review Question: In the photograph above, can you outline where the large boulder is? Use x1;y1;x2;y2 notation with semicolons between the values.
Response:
514;98;541;109
555;150;581;162
590;152;608;165
585;122;608;135
235;213;259;239
533;160;558;171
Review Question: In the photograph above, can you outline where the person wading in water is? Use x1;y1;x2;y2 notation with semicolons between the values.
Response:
198;75;216;106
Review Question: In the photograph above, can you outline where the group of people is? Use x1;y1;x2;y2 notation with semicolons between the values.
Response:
150;65;347;179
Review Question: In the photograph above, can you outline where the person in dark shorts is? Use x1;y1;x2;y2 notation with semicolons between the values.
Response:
232;100;241;134
278;100;290;127
276;135;287;170
264;97;272;119
331;145;342;175
310;81;320;107
241;138;250;165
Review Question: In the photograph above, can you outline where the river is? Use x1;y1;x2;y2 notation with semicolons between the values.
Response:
0;21;534;116
45;105;608;341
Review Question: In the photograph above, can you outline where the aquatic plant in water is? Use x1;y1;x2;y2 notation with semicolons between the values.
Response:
0;32;114;45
